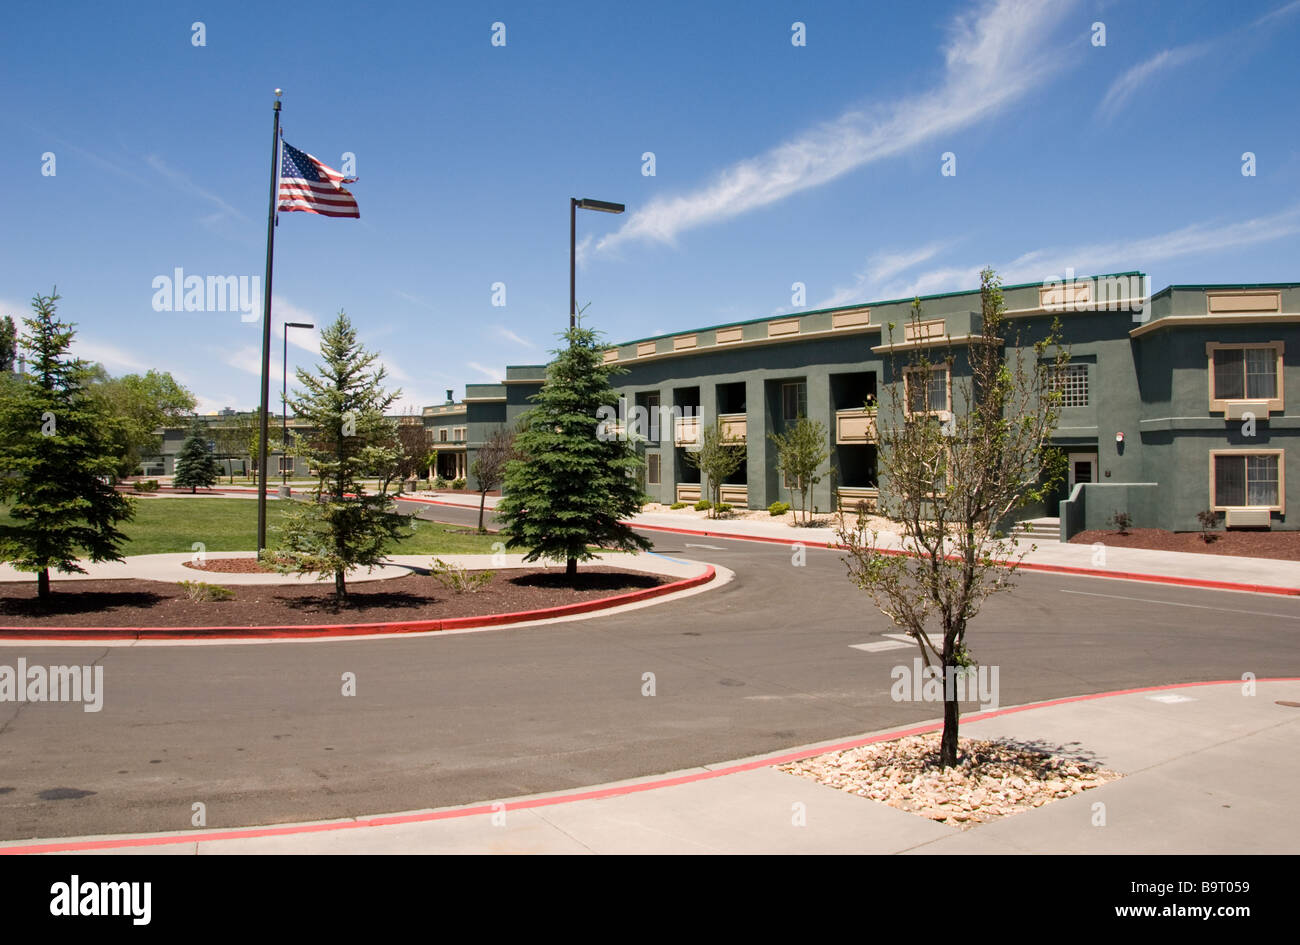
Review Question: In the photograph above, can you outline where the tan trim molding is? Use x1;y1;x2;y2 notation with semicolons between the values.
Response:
1130;313;1300;337
1205;341;1284;415
1208;448;1285;514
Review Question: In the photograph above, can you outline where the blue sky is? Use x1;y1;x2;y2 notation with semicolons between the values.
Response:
3;0;1298;413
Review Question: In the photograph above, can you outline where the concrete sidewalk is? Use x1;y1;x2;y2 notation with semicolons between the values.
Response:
7;680;1296;855
395;494;1300;593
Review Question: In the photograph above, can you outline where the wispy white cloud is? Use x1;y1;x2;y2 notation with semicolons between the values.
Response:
848;204;1300;302
145;154;249;224
597;0;1076;253
71;338;149;373
817;241;955;309
1253;0;1300;27
1095;44;1209;120
466;361;503;381
493;325;536;348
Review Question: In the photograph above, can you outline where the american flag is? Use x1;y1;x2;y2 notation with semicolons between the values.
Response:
278;140;360;218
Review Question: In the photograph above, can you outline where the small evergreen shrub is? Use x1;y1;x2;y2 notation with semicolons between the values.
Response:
714;503;733;515
450;477;467;490
693;499;711;512
134;479;159;492
768;501;790;516
670;502;687;510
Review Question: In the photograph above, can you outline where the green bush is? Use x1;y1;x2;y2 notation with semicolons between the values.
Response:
430;558;494;594
714;503;733;515
134;479;159;493
670;502;687;510
177;580;235;602
693;499;711;512
768;501;790;516
433;476;449;489
450;477;467;490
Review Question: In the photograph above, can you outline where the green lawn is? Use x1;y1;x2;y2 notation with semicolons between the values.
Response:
0;497;498;556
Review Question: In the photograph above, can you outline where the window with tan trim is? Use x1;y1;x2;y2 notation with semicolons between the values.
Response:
647;453;661;485
1210;450;1284;512
1206;342;1284;413
904;365;951;416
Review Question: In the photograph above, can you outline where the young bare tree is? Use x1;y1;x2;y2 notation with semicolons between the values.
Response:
470;426;517;533
682;419;745;518
837;268;1067;767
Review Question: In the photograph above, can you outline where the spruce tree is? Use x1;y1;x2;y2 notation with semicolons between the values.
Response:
495;325;652;579
272;312;412;599
0;291;134;599
172;418;221;493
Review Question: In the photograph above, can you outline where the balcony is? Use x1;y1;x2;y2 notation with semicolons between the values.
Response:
675;415;700;447
837;486;879;513
835;408;878;444
718;412;747;442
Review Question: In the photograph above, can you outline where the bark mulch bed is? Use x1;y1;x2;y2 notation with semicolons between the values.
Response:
0;567;666;628
1070;527;1300;561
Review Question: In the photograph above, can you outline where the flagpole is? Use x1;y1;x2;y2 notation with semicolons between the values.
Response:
256;89;283;556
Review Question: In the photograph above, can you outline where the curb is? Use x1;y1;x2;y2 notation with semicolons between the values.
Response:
0;566;715;642
625;522;1300;597
5;678;1293;855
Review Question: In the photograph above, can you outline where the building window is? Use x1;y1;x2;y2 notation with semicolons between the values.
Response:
1212;452;1282;509
1213;347;1277;400
904;366;950;415
1207;342;1284;412
1051;363;1089;407
453;427;466;440
278;456;294;474
647;453;661;485
439;429;448;442
782;382;807;421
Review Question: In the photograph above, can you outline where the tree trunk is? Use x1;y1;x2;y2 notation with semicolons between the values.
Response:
478;492;487;533
940;689;960;767
37;568;50;600
334;568;347;600
566;557;576;579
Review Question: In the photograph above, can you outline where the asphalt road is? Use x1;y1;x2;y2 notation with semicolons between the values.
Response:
1;500;1298;840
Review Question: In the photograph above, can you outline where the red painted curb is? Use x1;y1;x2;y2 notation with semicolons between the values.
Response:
5;677;1294;855
0;566;715;641
625;522;1300;596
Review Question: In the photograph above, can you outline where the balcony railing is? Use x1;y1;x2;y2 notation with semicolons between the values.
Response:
675;415;700;447
718;412;747;442
835;408;878;444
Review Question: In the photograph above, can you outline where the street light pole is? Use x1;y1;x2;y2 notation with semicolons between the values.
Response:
281;321;314;487
569;197;625;330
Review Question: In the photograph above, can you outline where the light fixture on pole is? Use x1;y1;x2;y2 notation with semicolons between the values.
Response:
282;321;314;486
570;197;624;330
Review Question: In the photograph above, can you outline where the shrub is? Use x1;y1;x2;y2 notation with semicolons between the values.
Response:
450;477;467;490
693;499;711;512
1109;510;1133;534
768;501;790;516
177;580;235;602
133;479;159;493
1196;508;1219;543
430;558;494;594
670;502;687;509
714;503;732;515
433;476;449;489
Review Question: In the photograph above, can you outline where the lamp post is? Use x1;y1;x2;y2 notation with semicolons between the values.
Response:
282;321;314;486
570;197;624;329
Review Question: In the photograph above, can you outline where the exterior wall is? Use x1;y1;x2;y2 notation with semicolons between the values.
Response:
452;275;1299;531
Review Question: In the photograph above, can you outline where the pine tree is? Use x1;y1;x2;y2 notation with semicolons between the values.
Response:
0;291;134;599
0;314;16;373
172;419;221;493
495;325;652;579
271;312;412;599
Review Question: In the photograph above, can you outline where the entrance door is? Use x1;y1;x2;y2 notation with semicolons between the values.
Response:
1068;452;1098;490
